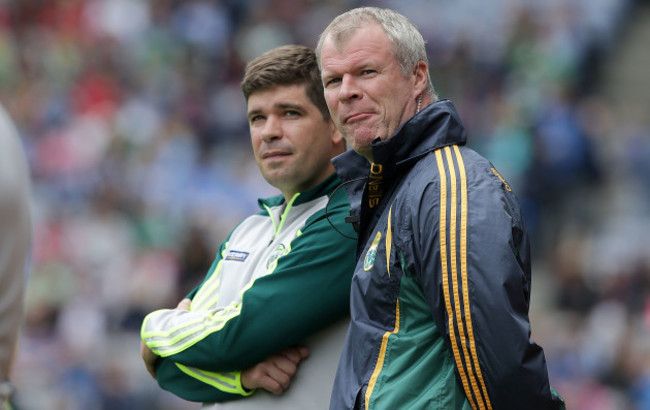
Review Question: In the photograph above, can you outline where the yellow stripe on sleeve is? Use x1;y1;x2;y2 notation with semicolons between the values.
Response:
453;145;492;409
435;148;477;410
444;146;485;410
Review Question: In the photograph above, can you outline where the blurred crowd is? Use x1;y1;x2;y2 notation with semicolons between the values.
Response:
1;0;649;409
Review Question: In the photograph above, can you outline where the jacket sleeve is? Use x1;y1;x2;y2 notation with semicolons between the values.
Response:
154;359;253;403
145;243;256;403
409;147;564;410
141;198;356;402
0;105;31;391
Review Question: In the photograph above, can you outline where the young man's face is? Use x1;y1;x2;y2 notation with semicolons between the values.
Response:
247;83;340;199
320;23;421;161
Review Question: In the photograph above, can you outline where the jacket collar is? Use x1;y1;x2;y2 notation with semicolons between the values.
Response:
333;99;468;182
258;172;341;209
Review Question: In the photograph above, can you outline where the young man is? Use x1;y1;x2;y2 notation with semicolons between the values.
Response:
317;7;565;410
140;45;356;409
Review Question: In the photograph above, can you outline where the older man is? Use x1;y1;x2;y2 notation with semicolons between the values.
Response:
317;7;564;410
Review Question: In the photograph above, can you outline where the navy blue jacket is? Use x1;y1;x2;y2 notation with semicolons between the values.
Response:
330;100;565;409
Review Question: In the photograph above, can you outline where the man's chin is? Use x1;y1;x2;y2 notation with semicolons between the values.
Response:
262;169;292;186
347;138;373;159
348;144;373;161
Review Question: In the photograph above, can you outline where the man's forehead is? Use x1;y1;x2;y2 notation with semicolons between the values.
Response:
249;83;306;98
325;21;384;52
321;24;393;72
247;84;310;111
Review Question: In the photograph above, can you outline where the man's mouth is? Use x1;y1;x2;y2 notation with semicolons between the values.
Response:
344;112;372;124
262;151;291;159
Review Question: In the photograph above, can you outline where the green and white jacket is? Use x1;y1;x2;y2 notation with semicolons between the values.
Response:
141;174;356;407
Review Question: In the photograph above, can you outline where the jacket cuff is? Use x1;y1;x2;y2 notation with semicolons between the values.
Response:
176;364;255;397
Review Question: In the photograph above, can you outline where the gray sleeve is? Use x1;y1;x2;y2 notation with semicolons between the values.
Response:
0;104;31;387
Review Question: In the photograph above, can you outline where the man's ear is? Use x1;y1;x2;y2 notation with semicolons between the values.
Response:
413;60;429;97
330;121;345;144
329;121;346;154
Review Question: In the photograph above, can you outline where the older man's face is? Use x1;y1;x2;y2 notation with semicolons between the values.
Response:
320;23;420;161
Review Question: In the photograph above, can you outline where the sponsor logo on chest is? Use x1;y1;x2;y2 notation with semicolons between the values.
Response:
225;250;249;262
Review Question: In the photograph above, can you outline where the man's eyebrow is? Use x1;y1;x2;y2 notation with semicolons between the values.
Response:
276;102;304;111
248;102;305;117
321;71;336;80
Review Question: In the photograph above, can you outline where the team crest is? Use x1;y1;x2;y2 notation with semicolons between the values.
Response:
266;243;287;270
364;231;382;271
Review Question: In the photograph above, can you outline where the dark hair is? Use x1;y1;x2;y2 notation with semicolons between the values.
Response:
241;45;330;121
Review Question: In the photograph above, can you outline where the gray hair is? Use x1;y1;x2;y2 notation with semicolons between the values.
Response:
316;7;437;100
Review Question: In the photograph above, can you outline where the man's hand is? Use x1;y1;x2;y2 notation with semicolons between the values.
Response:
141;340;159;380
175;298;191;311
241;346;309;395
141;298;192;380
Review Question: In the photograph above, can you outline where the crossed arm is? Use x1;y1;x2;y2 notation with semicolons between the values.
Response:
140;298;309;395
139;203;356;402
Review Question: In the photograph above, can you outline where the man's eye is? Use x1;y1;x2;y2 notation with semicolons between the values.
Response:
362;69;375;75
285;110;300;117
325;78;341;87
250;115;264;123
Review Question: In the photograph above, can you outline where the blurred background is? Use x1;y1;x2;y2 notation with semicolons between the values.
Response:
2;0;650;408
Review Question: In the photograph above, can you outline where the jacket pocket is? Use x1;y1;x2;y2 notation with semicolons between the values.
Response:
353;384;368;409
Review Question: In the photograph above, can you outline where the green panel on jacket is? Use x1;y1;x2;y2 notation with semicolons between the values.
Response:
367;253;473;410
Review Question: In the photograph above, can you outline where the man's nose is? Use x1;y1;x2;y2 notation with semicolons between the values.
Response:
261;116;282;142
339;74;361;102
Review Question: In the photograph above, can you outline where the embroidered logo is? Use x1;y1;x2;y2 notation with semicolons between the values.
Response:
225;250;249;262
491;167;512;191
364;231;382;271
266;243;287;270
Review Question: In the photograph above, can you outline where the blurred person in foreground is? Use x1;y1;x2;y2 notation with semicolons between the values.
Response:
140;45;356;409
316;7;565;410
0;104;31;410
